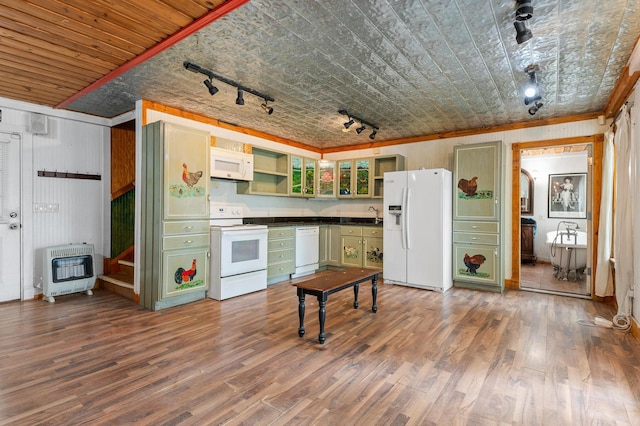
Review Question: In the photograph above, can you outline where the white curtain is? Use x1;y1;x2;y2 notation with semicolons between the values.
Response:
595;129;615;296
613;104;635;317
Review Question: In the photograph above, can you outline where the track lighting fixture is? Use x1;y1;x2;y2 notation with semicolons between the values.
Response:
523;65;541;105
261;100;273;115
515;0;533;21
514;21;532;44
184;61;274;111
337;110;379;139
528;101;543;115
203;79;218;95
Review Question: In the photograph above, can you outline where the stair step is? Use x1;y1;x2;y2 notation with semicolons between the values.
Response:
98;273;135;302
118;259;134;268
98;274;133;289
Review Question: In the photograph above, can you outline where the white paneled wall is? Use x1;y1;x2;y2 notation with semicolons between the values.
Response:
0;98;110;299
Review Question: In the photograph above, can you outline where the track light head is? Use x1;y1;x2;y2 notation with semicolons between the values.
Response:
528;101;543;115
343;118;354;129
261;101;274;115
236;89;244;106
203;79;218;95
514;21;532;44
355;124;366;134
369;128;378;140
515;0;533;21
523;66;541;104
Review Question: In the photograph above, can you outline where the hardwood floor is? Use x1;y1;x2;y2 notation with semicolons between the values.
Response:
520;262;590;297
1;273;639;425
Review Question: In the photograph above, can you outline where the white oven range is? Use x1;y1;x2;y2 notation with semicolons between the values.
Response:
209;204;268;300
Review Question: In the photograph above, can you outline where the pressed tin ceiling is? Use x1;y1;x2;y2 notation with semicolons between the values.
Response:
2;1;639;149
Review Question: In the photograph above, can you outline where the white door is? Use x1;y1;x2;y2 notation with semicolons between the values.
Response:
383;171;407;282
406;170;443;287
0;132;21;302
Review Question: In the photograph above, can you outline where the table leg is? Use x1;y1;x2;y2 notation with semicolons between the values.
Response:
297;288;306;337
353;283;359;309
371;275;378;313
318;294;327;344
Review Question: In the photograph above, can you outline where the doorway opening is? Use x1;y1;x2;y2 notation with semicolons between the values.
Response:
511;135;604;299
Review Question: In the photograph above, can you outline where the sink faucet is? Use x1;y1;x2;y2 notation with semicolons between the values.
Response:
369;206;381;224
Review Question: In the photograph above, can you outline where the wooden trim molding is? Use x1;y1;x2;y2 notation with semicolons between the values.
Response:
604;65;640;118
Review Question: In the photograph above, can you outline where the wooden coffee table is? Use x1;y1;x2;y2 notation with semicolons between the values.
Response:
293;268;379;344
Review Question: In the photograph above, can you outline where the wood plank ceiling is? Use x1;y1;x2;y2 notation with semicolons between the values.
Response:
0;0;227;107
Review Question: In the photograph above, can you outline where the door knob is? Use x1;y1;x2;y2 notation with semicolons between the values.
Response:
9;223;19;230
9;212;17;218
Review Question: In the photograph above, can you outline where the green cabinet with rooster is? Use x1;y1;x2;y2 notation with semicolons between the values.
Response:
140;121;210;310
452;141;504;292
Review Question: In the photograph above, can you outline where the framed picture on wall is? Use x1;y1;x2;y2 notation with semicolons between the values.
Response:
548;173;587;218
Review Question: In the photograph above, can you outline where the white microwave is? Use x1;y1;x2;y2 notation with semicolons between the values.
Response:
210;147;254;181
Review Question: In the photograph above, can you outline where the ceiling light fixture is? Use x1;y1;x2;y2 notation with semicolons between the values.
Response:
184;61;274;111
514;21;533;44
528;101;543;115
261;100;274;115
338;110;379;139
235;89;244;106
343;118;354;129
203;79;218;95
523;65;541;105
515;0;533;21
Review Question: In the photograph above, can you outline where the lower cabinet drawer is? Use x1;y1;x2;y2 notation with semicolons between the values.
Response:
267;261;295;277
453;232;499;245
268;248;294;263
268;238;294;251
163;233;210;250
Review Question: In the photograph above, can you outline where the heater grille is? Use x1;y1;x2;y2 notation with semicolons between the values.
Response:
43;244;96;302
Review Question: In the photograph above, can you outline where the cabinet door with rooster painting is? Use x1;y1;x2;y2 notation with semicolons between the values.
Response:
163;123;210;220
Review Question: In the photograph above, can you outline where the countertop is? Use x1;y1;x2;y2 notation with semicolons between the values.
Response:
243;216;382;227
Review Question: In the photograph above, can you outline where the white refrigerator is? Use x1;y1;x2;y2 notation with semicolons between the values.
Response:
383;169;452;292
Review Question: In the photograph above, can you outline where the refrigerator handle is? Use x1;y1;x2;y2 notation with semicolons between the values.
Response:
405;187;410;249
400;187;407;249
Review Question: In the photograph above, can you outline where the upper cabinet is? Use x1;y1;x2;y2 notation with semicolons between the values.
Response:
237;147;289;196
372;155;405;198
290;155;316;197
239;149;403;199
317;160;337;198
453;142;501;222
338;158;371;198
162;123;211;220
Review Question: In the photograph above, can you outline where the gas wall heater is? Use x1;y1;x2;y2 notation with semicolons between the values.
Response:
43;244;96;303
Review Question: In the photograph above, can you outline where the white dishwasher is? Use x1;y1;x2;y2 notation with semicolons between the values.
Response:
292;226;319;278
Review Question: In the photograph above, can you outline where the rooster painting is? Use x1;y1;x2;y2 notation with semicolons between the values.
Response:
457;176;478;197
182;163;203;187
463;253;486;275
174;259;197;284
